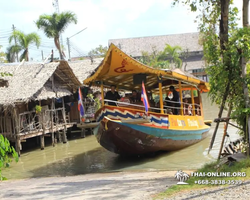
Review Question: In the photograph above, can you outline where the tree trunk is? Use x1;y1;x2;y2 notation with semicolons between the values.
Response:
54;37;64;60
26;48;29;61
242;0;250;156
209;0;230;151
243;0;249;28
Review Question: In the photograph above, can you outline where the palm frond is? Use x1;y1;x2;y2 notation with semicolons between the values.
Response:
26;33;41;48
56;11;78;34
35;14;56;38
9;30;26;47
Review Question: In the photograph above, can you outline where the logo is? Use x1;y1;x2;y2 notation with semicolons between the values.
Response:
114;59;133;73
174;170;190;185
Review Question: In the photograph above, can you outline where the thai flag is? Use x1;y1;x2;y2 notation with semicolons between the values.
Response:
141;81;150;113
78;87;85;118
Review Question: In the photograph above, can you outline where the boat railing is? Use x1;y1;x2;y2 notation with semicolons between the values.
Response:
103;99;201;115
164;100;201;115
104;99;162;112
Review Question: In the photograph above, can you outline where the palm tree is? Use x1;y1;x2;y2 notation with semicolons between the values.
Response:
6;45;22;63
157;44;183;69
9;30;41;61
35;11;77;60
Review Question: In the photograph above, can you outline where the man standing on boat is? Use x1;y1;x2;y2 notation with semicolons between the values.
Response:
170;86;181;115
105;85;121;106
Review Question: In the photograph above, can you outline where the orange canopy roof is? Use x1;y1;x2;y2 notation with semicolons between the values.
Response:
83;44;209;92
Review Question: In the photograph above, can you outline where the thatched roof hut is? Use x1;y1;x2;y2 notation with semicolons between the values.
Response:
0;60;81;106
68;58;103;84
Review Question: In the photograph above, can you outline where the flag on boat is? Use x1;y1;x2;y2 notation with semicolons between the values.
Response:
78;87;85;118
141;81;150;113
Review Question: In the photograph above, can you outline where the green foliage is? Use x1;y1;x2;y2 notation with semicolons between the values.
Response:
173;0;250;139
0;72;12;77
0;135;19;180
36;11;77;59
8;30;41;62
88;45;108;57
0;46;7;63
35;105;42;113
136;44;183;69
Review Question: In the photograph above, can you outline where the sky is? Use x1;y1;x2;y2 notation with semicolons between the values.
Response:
0;0;243;62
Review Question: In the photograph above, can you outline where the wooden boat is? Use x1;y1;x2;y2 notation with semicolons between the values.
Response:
83;44;211;155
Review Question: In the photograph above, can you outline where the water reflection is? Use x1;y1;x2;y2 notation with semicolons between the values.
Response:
3;93;241;180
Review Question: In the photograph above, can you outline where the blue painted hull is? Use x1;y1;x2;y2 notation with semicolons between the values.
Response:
95;119;210;155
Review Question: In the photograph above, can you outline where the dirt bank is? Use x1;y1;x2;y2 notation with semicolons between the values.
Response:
0;171;184;200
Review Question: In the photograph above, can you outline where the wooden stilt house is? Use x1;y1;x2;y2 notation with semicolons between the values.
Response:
0;60;81;155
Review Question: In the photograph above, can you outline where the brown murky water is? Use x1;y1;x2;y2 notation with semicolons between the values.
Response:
3;93;240;180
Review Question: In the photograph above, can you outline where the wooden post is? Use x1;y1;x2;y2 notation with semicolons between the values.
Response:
158;82;164;114
217;105;232;160
13;107;21;156
51;107;55;147
41;111;45;150
40;135;45;150
56;131;62;143
15;136;21;157
191;86;195;116
179;81;183;115
62;125;67;143
51;50;54;62
101;82;105;107
62;97;66;123
198;90;204;117
81;128;86;138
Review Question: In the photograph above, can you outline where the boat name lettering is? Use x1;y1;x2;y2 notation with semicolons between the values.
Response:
170;119;185;127
114;59;133;73
199;119;203;126
187;119;198;127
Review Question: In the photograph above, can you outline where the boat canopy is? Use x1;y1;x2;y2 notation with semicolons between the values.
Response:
83;44;209;92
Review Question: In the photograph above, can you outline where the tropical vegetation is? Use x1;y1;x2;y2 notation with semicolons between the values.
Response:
171;0;250;149
88;45;108;57
8;30;41;62
36;11;77;60
137;44;183;69
0;46;7;63
0;135;18;180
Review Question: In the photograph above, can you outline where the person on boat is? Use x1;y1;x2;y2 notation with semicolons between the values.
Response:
170;86;180;115
164;94;173;114
105;85;121;106
183;98;192;116
130;90;140;103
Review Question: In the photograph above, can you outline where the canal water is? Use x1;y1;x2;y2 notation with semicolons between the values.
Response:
3;93;240;180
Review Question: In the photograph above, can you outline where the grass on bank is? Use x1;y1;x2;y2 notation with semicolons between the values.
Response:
155;158;250;199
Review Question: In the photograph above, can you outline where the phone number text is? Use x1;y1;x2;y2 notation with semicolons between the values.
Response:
194;180;243;185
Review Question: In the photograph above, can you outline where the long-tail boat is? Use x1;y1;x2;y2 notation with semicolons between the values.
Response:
83;44;211;155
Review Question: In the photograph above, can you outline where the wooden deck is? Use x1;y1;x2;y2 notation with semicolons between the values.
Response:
18;123;76;140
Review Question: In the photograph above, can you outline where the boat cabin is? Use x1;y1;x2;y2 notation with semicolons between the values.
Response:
83;44;209;119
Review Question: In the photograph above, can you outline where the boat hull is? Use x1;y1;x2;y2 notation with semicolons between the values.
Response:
95;118;210;155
